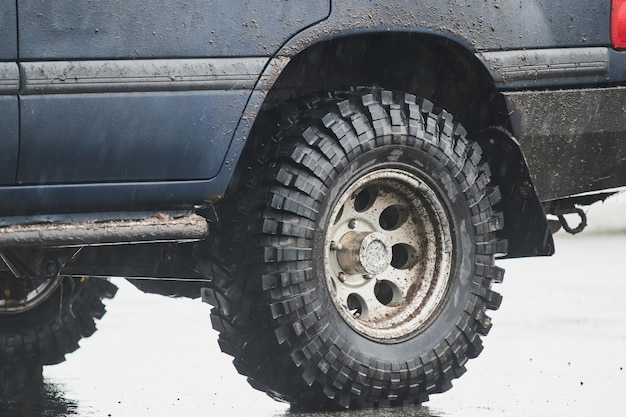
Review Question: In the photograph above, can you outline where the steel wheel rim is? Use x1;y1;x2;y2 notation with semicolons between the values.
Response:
324;168;454;341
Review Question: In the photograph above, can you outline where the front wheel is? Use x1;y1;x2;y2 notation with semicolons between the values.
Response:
205;88;505;408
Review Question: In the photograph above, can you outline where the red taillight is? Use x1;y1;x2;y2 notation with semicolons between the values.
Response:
613;0;626;49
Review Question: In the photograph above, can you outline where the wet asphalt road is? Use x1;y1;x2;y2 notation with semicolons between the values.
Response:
1;202;625;417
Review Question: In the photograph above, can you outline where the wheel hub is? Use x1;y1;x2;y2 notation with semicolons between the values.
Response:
324;168;454;341
337;232;392;276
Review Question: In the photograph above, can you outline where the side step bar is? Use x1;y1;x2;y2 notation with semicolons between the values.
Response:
0;211;209;247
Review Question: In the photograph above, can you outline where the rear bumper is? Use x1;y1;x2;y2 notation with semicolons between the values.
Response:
503;86;626;201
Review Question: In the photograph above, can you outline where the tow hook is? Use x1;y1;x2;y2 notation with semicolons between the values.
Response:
549;207;588;235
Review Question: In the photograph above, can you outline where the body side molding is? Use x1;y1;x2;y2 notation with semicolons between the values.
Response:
477;47;609;88
0;63;19;95
20;58;270;95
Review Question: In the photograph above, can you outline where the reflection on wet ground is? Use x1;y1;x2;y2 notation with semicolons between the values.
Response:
289;407;436;417
1;367;436;417
288;408;435;417
1;231;625;417
1;370;77;417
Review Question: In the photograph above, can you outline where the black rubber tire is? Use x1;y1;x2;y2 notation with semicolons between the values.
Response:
204;88;505;409
0;277;117;367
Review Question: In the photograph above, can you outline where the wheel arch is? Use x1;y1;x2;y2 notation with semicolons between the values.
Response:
230;31;554;258
265;31;503;132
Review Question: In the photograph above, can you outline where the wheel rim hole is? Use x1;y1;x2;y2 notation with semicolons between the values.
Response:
379;205;409;231
333;205;344;225
347;294;364;318
391;244;418;270
353;187;376;213
374;280;399;306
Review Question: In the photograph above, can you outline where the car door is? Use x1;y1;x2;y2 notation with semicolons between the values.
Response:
16;0;330;185
0;4;18;185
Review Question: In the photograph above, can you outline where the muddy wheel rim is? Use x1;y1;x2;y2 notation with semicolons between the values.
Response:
0;276;61;314
324;168;454;341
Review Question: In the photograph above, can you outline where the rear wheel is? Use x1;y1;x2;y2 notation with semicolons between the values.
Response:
0;275;117;367
204;88;505;408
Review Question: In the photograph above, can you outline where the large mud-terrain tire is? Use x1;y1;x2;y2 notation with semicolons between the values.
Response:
0;276;117;367
204;88;505;409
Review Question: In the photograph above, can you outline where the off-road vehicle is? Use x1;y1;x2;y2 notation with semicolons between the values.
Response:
1;0;625;409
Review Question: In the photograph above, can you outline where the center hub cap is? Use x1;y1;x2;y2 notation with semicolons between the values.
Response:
359;232;392;275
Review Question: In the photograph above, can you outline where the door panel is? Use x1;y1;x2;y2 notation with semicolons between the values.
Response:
18;91;249;184
0;4;17;60
0;96;18;185
0;4;18;185
18;0;330;59
16;1;330;185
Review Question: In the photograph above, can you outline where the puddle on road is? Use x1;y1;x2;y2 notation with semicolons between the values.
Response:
1;360;437;417
1;371;78;417
1;372;438;417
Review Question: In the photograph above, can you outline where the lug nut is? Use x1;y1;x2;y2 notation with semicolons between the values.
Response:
330;241;343;251
337;272;346;282
348;219;357;229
